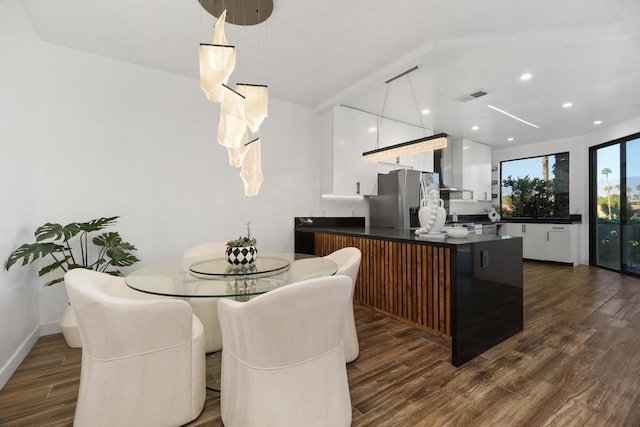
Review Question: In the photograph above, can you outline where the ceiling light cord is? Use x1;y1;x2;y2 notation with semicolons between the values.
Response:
407;74;427;137
376;84;391;150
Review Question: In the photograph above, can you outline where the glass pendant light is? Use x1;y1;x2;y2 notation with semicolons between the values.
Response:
218;84;247;150
236;83;269;132
199;10;236;102
226;129;248;167
239;138;264;197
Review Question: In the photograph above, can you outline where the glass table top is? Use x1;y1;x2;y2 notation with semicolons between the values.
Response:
125;253;338;298
188;256;291;279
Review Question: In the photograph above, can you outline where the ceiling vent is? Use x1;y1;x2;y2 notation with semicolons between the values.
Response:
454;89;490;103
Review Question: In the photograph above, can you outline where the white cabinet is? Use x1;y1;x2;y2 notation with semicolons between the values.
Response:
502;223;544;259
545;225;575;264
500;222;579;265
332;106;379;195
331;106;434;196
522;223;546;260
462;139;492;201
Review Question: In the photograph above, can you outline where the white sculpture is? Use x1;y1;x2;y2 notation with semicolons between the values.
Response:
488;207;501;222
415;190;447;235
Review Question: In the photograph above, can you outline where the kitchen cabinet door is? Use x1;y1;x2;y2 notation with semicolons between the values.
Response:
462;139;492;201
332;106;434;195
332;106;380;195
503;223;523;238
522;223;546;260
545;225;573;264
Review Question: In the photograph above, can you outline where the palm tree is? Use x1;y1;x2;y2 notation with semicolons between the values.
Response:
542;156;549;181
602;167;613;219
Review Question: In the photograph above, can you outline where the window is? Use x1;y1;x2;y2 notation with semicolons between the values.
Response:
500;152;570;219
590;132;640;276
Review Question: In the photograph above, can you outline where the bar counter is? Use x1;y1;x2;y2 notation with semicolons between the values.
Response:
294;217;523;367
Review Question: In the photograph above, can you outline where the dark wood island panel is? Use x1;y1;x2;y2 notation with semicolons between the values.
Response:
314;232;451;339
295;217;523;367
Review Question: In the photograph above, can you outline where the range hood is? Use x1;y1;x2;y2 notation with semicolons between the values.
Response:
434;136;474;199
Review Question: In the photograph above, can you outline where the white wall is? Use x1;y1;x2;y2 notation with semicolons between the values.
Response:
493;114;640;265
0;0;41;389
36;42;323;327
1;0;323;387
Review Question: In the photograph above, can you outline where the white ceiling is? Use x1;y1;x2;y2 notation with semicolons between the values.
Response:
21;0;640;147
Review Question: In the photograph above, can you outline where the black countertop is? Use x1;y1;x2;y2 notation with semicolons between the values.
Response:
295;225;519;246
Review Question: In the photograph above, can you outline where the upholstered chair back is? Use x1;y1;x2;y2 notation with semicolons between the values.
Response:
65;268;205;427
217;275;353;427
324;247;362;362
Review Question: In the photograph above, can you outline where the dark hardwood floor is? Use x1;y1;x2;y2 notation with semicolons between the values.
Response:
1;262;640;426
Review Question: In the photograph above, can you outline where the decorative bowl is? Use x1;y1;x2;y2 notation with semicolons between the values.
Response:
446;228;469;239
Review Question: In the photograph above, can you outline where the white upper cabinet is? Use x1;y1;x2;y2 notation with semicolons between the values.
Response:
461;139;492;201
331;106;434;196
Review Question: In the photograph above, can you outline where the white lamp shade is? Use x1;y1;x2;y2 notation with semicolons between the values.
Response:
236;84;268;133
199;44;236;103
218;85;247;149
213;9;228;45
226;129;248;167
239;138;264;197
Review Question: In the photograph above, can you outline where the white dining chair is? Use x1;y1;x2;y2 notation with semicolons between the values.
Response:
324;247;362;362
183;242;227;353
64;268;205;427
217;275;353;427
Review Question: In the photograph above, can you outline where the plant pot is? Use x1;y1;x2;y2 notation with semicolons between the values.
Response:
226;245;258;265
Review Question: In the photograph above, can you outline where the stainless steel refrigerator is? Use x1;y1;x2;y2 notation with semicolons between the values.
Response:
369;169;438;229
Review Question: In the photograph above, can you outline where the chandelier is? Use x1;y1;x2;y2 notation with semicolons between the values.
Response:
198;1;273;196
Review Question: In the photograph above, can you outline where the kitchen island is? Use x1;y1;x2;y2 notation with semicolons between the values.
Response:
294;217;523;367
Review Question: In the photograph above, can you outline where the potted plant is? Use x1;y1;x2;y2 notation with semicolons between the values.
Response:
5;216;140;347
226;222;257;265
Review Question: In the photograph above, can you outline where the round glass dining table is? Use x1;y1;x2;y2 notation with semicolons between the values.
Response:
125;253;338;392
125;253;338;298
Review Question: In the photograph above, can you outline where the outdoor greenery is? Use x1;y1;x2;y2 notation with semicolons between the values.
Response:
596;167;640;268
501;152;570;219
502;175;555;218
4;216;139;286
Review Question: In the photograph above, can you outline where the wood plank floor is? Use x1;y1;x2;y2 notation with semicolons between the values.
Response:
1;262;640;426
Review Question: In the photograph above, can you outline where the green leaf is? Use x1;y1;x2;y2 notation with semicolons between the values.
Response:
5;242;66;270
103;270;123;277
38;257;71;276
92;231;125;248
77;216;119;233
35;222;81;242
44;277;64;287
7;216;138;286
106;250;140;267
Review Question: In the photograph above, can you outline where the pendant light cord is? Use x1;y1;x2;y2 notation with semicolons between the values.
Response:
376;84;391;150
407;74;428;137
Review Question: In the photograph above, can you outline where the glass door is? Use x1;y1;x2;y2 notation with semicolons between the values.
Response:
593;144;621;270
591;132;640;276
624;138;640;275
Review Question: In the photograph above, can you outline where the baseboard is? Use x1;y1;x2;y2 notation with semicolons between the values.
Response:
0;325;40;390
40;321;62;336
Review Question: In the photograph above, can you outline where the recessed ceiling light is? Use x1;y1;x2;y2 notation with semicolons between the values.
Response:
421;109;430;115
520;73;532;81
562;102;573;108
472;125;479;131
368;127;376;133
507;137;514;142
593;120;602;125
